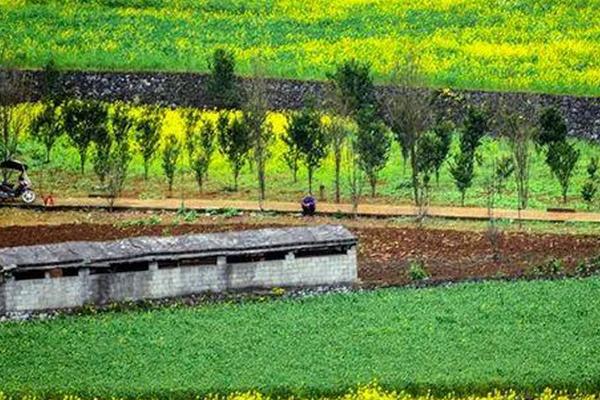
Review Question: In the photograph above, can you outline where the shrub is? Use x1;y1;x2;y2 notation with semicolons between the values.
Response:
546;141;580;204
162;134;181;194
408;259;430;281
529;258;565;278
576;257;600;277
449;151;475;206
538;107;567;147
206;48;243;109
327;59;377;117
581;156;598;209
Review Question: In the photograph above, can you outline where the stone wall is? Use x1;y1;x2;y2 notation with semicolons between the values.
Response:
0;248;357;313
6;69;600;140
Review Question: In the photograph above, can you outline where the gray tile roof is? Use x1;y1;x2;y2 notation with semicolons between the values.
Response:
0;225;356;271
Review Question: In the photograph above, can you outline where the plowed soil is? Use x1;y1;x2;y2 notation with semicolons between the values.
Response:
1;221;598;286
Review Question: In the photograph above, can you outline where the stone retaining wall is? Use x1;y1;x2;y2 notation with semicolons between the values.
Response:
6;69;600;140
0;248;357;312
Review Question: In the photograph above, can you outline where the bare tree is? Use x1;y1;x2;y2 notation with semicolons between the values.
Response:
243;62;273;210
344;129;365;216
327;116;352;203
384;53;433;206
496;98;539;216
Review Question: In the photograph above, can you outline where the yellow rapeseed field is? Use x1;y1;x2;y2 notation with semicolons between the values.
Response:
0;0;598;95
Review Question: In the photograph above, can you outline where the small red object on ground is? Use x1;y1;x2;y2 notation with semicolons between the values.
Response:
43;195;55;207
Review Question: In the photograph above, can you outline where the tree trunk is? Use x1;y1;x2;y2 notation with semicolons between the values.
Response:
143;159;149;181
410;145;419;206
258;166;266;211
196;174;203;193
370;175;376;197
334;154;341;203
292;162;297;183
308;168;313;195
80;151;86;175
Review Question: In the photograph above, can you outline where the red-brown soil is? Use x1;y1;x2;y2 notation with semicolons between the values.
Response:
1;222;598;286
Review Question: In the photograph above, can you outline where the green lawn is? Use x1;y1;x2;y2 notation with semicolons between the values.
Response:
1;0;599;95
2;278;600;398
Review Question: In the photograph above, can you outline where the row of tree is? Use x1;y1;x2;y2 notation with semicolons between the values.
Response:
2;51;599;211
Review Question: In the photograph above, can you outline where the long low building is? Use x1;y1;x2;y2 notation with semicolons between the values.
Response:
0;225;357;313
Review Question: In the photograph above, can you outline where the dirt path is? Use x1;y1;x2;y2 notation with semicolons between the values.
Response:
10;197;600;223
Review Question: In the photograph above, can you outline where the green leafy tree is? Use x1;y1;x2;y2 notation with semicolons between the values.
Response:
218;111;252;190
207;48;243;109
431;120;453;184
415;130;442;208
105;103;134;209
538;107;567;147
162;134;181;194
355;107;391;197
62;100;108;174
40;58;66;104
581;156;598;209
134;106;164;180
287;102;329;194
448;106;488;206
29;101;62;163
327;59;377;118
449;151;475;206
546;140;580;204
185;110;216;192
460;106;488;154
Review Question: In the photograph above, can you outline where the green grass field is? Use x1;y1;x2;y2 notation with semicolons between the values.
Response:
2;278;600;398
1;0;599;96
17;108;600;212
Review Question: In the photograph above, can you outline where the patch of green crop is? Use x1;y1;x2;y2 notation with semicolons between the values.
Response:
2;278;600;398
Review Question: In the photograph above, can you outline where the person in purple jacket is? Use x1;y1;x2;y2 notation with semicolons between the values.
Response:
301;195;316;216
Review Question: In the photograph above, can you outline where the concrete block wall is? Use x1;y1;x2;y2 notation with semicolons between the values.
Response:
0;247;357;313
